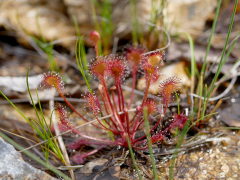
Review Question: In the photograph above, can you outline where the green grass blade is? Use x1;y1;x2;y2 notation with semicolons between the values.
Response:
175;90;180;115
218;58;240;84
130;0;138;43
73;15;91;81
222;31;240;65
126;135;143;180
183;32;197;78
75;38;92;93
200;84;208;119
207;0;238;99
0;91;40;133
26;69;42;122
28;117;46;140
100;0;112;54
72;15;80;37
80;40;91;81
143;108;159;180
200;0;222;75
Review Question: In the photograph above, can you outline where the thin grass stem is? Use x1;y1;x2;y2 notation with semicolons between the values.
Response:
207;0;238;100
200;0;222;76
143;107;159;180
126;135;143;180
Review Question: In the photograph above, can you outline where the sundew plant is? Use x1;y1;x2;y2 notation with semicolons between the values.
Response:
40;31;188;165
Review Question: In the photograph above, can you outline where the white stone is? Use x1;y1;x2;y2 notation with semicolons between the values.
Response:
221;164;229;174
219;172;226;178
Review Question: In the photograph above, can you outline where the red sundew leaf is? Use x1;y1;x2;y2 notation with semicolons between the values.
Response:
125;45;146;68
72;154;86;164
67;139;89;150
84;91;101;115
108;56;128;82
40;72;64;93
50;124;67;134
137;99;157;115
144;66;160;84
88;56;111;80
56;104;74;131
89;60;108;78
147;52;163;67
159;76;181;105
151;134;164;144
140;52;163;80
169;113;188;130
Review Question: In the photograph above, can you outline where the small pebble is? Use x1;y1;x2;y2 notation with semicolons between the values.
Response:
221;140;229;146
219;172;226;178
197;174;208;178
210;153;215;158
190;153;198;162
221;164;229;174
232;165;238;172
188;168;196;175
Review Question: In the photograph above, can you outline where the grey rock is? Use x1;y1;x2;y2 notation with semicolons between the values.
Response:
0;137;56;180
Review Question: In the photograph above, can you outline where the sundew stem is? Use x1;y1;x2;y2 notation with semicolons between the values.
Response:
124;108;130;138
118;82;125;110
129;67;137;108
111;89;121;121
101;80;126;137
116;83;122;112
142;74;152;105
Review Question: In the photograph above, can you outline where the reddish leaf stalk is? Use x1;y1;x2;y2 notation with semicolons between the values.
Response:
142;74;152;105
116;82;125;123
101;80;114;113
98;85;112;116
111;88;121;121
118;82;125;110
57;88;104;130
92;111;119;134
129;67;137;108
98;86;119;130
116;83;123;112
100;81;126;138
72;145;105;164
123;108;130;138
